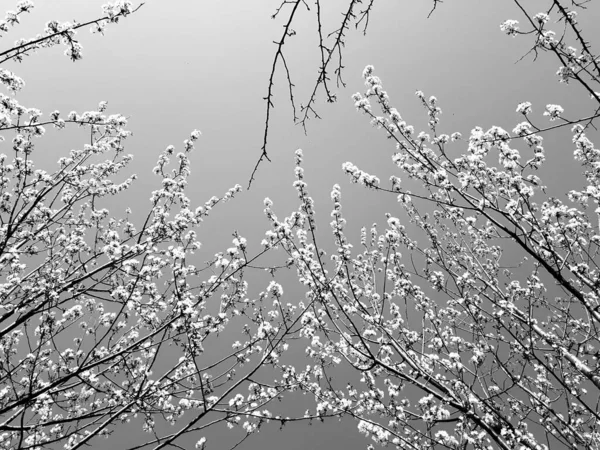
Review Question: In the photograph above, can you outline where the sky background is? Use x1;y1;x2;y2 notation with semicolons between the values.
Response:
6;0;600;449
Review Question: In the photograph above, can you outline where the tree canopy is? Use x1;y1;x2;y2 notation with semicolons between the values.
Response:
0;1;599;449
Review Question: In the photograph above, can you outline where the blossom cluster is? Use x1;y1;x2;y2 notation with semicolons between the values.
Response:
0;2;325;449
265;53;600;449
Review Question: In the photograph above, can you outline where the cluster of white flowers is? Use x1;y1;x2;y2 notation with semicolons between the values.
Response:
3;2;600;450
342;162;380;188
543;103;564;120
0;4;321;448
500;19;519;36
260;46;600;449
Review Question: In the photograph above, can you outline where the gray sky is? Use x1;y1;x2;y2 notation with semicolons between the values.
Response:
7;0;600;448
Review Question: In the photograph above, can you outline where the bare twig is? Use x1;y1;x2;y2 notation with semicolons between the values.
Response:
248;0;304;189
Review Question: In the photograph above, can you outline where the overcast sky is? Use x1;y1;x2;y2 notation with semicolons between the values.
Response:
7;0;600;448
